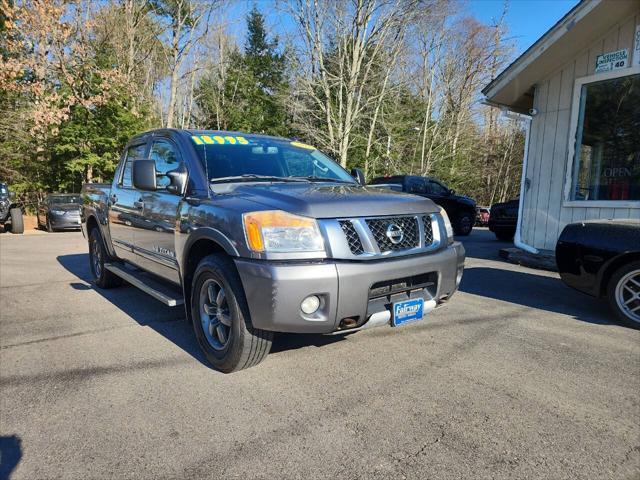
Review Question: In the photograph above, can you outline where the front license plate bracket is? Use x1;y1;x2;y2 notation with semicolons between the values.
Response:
391;298;424;327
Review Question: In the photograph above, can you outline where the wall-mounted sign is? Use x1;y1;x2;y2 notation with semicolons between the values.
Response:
633;24;640;67
595;48;628;73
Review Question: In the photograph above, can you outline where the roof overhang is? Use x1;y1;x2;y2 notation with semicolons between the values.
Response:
482;0;639;113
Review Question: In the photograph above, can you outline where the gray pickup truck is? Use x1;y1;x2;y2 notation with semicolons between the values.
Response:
82;129;465;372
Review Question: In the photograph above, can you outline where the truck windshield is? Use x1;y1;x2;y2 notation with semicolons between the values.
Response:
191;135;356;184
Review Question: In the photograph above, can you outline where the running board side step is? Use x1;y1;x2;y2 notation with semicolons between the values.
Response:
104;263;184;307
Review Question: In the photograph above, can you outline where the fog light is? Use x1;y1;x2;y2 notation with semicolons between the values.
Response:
300;295;321;314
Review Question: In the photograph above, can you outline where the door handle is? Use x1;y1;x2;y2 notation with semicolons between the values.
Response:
133;200;145;209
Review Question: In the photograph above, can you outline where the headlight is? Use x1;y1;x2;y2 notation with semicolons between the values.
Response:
50;209;66;215
243;210;325;253
439;207;454;244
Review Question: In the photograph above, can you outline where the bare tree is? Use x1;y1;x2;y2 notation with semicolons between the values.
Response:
287;0;425;168
154;0;218;128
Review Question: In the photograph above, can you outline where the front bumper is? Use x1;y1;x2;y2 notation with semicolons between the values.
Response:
49;213;82;230
235;242;465;334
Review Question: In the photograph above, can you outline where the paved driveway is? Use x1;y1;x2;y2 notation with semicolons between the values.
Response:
1;229;638;479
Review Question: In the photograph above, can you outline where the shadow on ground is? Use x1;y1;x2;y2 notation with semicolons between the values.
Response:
56;254;346;366
460;266;614;325
57;253;210;367
0;435;22;480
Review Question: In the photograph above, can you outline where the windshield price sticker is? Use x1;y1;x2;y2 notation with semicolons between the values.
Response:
290;141;316;150
191;135;249;145
595;49;629;73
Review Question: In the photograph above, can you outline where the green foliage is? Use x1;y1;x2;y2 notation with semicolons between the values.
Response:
52;98;152;191
196;5;289;136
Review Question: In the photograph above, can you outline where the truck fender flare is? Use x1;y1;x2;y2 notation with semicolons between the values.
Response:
179;227;240;325
181;227;240;264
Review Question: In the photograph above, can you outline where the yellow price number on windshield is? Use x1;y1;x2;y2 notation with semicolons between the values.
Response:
191;135;250;145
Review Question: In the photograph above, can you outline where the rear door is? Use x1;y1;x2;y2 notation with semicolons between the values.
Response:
404;176;428;196
109;142;149;264
134;137;184;284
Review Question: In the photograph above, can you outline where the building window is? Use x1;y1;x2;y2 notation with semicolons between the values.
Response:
570;73;639;201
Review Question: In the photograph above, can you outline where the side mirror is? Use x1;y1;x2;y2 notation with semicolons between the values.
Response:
449;189;455;196
350;168;366;186
166;162;188;196
132;159;157;191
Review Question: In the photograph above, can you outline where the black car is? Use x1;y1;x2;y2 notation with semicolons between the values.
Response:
369;175;476;235
488;198;518;241
0;182;24;234
556;219;640;329
37;193;82;231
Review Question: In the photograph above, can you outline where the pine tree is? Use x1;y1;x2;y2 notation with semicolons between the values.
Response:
196;5;289;135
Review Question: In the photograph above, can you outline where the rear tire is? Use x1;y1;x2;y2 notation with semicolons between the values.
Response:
494;229;515;241
89;227;122;289
607;261;640;329
191;254;272;373
454;212;474;236
9;208;23;234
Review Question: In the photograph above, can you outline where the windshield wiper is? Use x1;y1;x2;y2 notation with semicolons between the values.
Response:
290;176;355;184
210;174;307;184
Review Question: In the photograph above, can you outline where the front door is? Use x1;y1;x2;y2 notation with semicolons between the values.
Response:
133;137;183;284
426;179;454;212
109;142;148;264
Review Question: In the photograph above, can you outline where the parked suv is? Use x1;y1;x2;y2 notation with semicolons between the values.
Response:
0;183;24;234
82;129;465;372
369;175;476;235
488;198;518;241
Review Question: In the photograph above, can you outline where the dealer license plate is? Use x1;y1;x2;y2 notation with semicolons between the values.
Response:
391;298;424;327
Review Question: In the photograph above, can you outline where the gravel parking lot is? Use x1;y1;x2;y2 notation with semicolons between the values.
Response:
1;229;639;479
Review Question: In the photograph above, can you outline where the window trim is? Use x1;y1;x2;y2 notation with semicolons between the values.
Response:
118;141;149;189
563;65;640;208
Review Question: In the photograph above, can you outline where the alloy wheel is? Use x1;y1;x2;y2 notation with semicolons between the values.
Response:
615;269;640;324
199;278;232;350
91;236;102;279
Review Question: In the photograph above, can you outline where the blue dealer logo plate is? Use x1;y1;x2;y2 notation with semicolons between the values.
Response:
392;298;425;327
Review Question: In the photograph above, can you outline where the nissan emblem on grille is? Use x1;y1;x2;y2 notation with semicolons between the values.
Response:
386;224;404;244
366;216;419;252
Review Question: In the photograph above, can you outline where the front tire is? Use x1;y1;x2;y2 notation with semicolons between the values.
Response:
191;254;272;373
89;227;122;289
9;208;24;234
454;212;474;236
607;261;640;329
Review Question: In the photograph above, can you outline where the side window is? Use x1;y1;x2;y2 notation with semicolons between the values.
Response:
120;143;147;187
150;139;181;188
406;177;426;194
427;181;448;196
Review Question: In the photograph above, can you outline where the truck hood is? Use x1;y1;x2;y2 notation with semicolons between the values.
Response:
453;194;476;207
213;182;438;218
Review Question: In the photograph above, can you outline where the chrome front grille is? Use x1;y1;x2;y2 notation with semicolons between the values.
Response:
422;216;434;246
365;216;419;252
336;214;440;257
339;220;364;255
